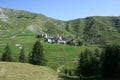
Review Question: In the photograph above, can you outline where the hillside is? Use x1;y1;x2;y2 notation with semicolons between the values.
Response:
0;7;120;44
0;33;96;74
0;62;61;80
66;16;120;44
0;7;120;80
0;7;68;37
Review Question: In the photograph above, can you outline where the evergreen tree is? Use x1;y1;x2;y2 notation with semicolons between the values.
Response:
101;45;120;78
77;40;83;46
76;51;84;76
19;47;26;63
77;48;100;77
93;48;101;73
1;44;12;62
77;49;92;76
29;40;44;65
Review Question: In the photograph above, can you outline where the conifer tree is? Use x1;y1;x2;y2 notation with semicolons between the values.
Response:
101;45;120;78
77;48;100;77
1;44;12;62
29;40;44;65
19;47;26;63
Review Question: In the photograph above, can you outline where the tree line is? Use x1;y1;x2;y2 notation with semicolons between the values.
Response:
76;44;120;79
0;40;44;66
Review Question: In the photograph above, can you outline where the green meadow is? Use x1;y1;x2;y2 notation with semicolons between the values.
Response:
0;35;96;71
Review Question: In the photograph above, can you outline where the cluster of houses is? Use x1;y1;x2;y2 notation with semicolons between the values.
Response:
37;33;67;44
14;33;82;50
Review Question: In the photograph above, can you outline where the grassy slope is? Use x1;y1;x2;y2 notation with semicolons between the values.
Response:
1;8;120;45
43;42;96;70
0;62;60;80
0;35;96;71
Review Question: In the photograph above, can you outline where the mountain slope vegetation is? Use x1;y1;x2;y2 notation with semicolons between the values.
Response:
0;7;120;45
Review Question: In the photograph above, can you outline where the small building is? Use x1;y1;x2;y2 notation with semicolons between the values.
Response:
45;37;55;43
15;43;23;49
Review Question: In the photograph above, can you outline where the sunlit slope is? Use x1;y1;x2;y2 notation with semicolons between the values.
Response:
0;62;61;80
1;8;120;44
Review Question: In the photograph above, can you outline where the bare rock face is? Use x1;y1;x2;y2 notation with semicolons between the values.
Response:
0;13;8;22
0;8;8;22
0;8;3;12
26;25;35;32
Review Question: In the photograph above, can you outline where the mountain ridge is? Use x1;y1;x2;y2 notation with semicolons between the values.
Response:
0;7;120;44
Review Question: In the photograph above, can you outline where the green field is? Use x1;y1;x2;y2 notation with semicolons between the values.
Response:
0;35;97;71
